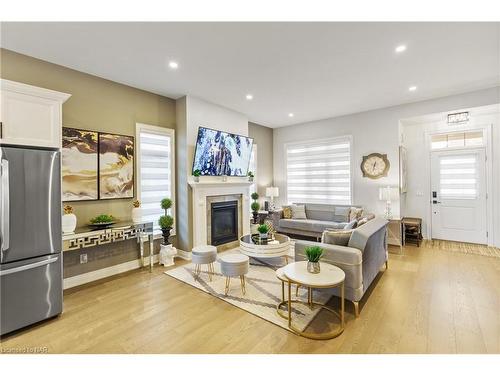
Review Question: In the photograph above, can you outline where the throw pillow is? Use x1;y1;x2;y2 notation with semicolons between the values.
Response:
349;207;364;221
358;213;375;226
322;230;353;246
282;205;293;219
291;204;307;219
344;219;358;230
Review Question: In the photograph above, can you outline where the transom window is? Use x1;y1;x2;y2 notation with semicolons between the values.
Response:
285;137;352;205
431;130;483;150
136;123;175;234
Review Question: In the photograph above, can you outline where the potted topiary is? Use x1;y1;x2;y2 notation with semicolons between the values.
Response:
257;223;270;240
131;200;142;223
193;169;201;182
305;245;323;274
247;171;254;182
62;205;77;234
159;198;173;245
250;191;260;224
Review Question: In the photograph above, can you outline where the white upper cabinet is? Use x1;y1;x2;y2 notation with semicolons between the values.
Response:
0;79;71;149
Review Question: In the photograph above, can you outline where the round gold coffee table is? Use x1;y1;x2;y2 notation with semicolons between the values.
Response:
276;261;345;340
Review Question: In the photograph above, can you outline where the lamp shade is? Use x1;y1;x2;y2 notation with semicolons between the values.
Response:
266;186;279;198
379;186;399;201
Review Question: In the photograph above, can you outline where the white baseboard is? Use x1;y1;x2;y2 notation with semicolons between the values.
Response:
176;248;192;260
63;255;159;290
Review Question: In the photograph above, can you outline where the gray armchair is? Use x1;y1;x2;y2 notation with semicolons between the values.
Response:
294;217;388;317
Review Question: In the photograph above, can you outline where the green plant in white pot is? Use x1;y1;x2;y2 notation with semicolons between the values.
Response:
159;198;173;245
257;224;270;240
305;245;323;274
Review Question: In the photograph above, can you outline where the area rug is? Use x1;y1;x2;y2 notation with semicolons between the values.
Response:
164;248;336;333
426;239;500;259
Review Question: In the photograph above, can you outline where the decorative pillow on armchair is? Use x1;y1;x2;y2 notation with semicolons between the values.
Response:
282;205;293;219
291;204;307;219
349;207;364;221
322;230;353;246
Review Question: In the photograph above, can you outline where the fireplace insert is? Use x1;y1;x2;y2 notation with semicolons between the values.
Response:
210;200;238;246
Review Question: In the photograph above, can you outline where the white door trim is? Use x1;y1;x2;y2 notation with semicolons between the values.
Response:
424;123;493;246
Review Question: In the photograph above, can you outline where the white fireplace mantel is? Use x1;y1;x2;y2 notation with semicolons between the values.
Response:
190;180;252;247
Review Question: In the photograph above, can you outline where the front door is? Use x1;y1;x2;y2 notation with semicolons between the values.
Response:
430;148;487;244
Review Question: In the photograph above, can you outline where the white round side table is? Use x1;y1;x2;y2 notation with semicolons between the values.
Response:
277;261;345;340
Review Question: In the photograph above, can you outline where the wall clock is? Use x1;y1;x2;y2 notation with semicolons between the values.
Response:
361;153;390;179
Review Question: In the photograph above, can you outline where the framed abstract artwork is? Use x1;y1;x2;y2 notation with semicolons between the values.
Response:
98;132;134;199
62;127;99;201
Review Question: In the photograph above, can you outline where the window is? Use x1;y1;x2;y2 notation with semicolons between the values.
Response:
285;137;352;205
439;153;479;200
136;123;175;234
431;130;483;150
249;144;257;197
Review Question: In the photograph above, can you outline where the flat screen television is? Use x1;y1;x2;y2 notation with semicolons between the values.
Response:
192;126;254;176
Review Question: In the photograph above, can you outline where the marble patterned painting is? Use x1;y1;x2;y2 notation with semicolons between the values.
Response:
62;127;98;201
98;132;134;199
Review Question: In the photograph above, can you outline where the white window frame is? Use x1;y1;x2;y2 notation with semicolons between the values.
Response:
284;135;353;205
136;123;176;237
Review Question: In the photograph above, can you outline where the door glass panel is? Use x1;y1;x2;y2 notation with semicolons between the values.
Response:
439;153;478;199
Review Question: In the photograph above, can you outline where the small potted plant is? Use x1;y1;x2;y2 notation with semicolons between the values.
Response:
305;245;323;274
247;171;254;182
62;204;77;234
159;198;173;245
257;224;270;240
131;200;142;223
251;191;260;224
193;169;201;182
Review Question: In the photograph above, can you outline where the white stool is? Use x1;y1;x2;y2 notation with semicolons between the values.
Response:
192;245;217;281
219;253;250;295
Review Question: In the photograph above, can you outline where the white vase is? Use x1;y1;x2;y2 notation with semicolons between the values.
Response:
131;207;142;223
62;213;77;234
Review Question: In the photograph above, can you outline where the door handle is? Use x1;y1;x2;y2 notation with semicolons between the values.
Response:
0;257;58;276
1;158;9;251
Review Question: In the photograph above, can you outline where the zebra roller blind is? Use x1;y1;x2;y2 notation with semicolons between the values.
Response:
439;153;479;199
137;125;175;233
286;137;352;205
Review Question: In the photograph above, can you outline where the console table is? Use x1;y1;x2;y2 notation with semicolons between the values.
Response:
62;221;156;272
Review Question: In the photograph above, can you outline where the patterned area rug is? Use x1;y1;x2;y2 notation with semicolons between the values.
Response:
164;248;336;333
426;240;500;258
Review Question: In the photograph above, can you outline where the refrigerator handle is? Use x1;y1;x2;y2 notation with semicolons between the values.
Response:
1;158;9;252
0;257;58;276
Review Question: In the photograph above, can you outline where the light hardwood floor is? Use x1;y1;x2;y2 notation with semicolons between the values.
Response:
1;242;498;354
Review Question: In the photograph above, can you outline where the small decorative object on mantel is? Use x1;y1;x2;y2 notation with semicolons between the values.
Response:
361;153;390;179
222;173;228;182
131;200;142;223
62;205;77;234
305;245;323;274
247;171;254;182
193;169;201;183
251;192;260;224
257;224;270;240
159;197;174;245
89;214;116;229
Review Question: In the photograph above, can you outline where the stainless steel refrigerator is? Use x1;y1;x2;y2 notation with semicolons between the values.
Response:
0;145;63;335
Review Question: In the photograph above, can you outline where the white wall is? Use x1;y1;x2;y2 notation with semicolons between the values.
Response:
401;105;500;246
175;95;249;251
273;87;500;220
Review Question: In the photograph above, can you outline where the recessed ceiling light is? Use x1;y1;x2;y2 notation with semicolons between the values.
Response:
168;61;179;69
395;45;407;53
288;113;294;118
408;85;417;92
246;94;253;100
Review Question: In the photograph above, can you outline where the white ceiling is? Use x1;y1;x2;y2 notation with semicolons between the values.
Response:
1;22;499;127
